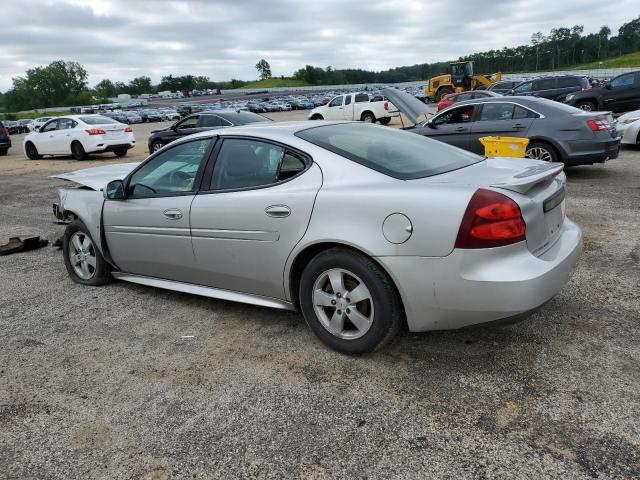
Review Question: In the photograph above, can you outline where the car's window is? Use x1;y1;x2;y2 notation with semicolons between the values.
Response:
177;116;199;129
354;93;370;103
513;81;533;93
535;78;556;90
199;115;224;127
58;118;77;130
433;105;475;125
513;106;537;119
329;96;343;108
479;103;514;121
456;93;474;101
557;77;579;88
80;116;119;125
210;138;307;190
345;95;352;106
296;123;482;180
41;120;59;132
611;73;635;88
128;138;211;197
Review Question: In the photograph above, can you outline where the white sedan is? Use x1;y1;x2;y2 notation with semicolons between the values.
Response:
615;109;640;145
23;115;135;161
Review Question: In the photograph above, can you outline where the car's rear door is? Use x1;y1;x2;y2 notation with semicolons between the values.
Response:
189;137;322;299
102;137;214;282
468;103;536;154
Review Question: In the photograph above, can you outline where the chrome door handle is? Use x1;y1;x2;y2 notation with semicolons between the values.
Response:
512;123;525;129
455;126;465;131
163;209;183;219
265;205;291;218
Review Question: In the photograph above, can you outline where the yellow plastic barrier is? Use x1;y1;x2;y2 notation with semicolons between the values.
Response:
479;136;529;158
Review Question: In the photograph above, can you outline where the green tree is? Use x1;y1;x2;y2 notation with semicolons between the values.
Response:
94;79;117;99
128;76;152;95
255;59;272;80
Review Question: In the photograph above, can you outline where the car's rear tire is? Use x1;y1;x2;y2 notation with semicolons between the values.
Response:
576;100;597;112
310;114;324;120
71;141;88;161
526;141;559;162
0;148;8;156
436;87;454;101
361;112;376;123
299;247;403;354
151;140;164;153
378;117;391;125
25;142;42;160
113;148;128;158
63;220;111;286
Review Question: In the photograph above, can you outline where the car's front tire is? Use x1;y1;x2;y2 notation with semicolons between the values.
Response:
25;142;42;160
299;247;403;354
71;141;88;161
151;140;164;152
310;114;324;120
63;220;111;286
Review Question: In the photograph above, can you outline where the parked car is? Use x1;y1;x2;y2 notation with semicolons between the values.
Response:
123;111;143;124
0;121;12;156
507;75;590;102
139;109;164;122
405;96;620;166
23;115;135;161
437;90;501;111
159;109;181;121
18;119;33;133
51;121;581;354
564;71;640;112
614;109;640;145
309;92;397;124
4;120;20;135
147;110;272;153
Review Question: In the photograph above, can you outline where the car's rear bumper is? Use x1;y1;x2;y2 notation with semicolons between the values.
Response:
377;218;582;332
85;135;135;153
560;137;621;166
0;139;11;149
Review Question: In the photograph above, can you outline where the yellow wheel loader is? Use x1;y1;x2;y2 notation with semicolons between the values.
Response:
424;61;502;102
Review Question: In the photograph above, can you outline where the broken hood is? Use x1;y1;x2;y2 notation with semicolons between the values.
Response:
51;162;141;190
381;88;436;125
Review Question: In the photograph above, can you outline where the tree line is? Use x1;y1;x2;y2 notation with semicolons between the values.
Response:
1;15;639;112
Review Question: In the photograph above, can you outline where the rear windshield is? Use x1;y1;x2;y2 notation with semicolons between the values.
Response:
296;123;483;180
222;112;272;124
80;116;119;125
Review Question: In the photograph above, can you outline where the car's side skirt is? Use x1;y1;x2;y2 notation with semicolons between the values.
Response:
111;272;295;311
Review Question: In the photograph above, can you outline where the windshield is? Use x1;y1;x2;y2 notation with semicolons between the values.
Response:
80;116;120;125
296;123;483;180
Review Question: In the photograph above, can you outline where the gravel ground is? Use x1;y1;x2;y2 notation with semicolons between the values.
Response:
0;138;639;478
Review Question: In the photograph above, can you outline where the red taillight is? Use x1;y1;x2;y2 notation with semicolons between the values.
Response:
455;189;526;249
86;128;106;135
124;127;132;133
383;101;389;110
586;118;610;131
3;127;9;137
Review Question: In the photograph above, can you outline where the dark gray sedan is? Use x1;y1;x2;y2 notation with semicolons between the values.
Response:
406;97;621;166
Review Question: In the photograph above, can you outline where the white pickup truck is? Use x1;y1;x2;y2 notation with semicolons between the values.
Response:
308;92;397;124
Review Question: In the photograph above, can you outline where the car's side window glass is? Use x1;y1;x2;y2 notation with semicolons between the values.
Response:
513;81;533;93
177;116;199;129
344;95;352;106
457;93;473;101
354;93;370;103
558;77;578;88
479;103;514;121
535;78;556;90
58;119;77;130
513;106;536;119
199;115;223;127
433;106;475;125
210;138;307;190
42;120;59;132
611;73;634;88
329;96;343;108
128;138;211;197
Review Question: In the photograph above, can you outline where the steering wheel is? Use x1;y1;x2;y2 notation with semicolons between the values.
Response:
169;170;193;189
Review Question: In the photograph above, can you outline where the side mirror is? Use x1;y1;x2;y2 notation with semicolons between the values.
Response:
605;82;612;90
104;179;126;200
34;126;40;132
426;119;436;128
507;89;515;95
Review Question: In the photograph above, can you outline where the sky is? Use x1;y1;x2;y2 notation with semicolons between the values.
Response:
0;0;638;91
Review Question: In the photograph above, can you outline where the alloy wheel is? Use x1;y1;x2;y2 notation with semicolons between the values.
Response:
152;142;163;152
68;232;97;280
312;268;374;340
579;104;593;111
526;147;553;162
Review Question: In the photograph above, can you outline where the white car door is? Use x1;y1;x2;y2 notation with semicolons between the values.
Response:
342;95;354;120
325;96;344;120
189;137;322;299
36;119;62;154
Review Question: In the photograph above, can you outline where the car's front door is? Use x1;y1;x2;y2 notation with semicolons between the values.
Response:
102;137;214;281
604;73;639;112
417;104;477;150
167;115;201;143
189;137;322;299
325;96;344;120
38;119;62;153
468;103;536;154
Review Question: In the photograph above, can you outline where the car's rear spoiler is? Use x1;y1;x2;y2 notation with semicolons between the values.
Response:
381;88;436;125
490;162;564;194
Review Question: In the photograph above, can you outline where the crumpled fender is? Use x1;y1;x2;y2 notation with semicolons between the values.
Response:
57;188;106;254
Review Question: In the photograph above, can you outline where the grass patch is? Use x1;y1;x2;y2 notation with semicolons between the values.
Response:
569;52;640;70
0;110;70;121
241;78;310;88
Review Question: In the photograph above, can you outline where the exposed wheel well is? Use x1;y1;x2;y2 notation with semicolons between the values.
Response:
288;242;406;323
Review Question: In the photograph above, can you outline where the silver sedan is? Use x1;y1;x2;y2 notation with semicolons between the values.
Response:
53;121;582;353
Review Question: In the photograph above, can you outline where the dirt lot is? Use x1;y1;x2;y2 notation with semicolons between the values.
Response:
0;118;639;479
